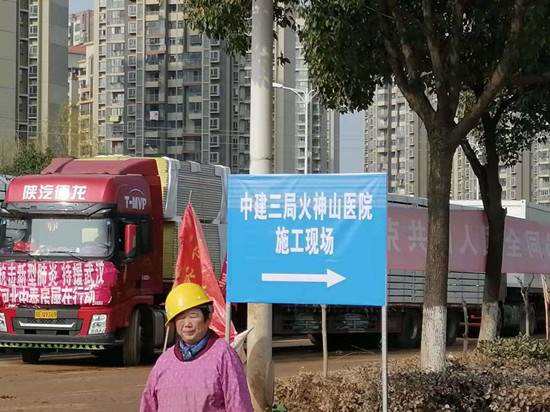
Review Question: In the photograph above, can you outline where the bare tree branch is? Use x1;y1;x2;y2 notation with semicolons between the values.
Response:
392;7;422;83
461;139;485;178
447;0;465;117
452;0;528;142
379;0;436;127
493;94;520;122
422;0;448;110
509;71;550;88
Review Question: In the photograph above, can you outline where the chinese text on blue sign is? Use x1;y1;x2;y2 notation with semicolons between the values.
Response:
227;174;387;306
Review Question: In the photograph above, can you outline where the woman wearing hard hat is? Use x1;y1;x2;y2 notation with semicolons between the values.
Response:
140;283;253;412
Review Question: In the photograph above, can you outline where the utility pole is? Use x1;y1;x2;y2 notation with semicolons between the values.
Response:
248;0;274;410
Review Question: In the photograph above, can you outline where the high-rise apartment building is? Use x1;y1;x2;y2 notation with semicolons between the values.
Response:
364;83;429;196
0;0;68;148
93;0;233;162
92;0;338;173
76;42;97;157
69;9;94;46
364;84;550;205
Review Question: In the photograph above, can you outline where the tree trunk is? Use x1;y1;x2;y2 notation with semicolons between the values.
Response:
421;138;454;372
475;118;507;342
478;205;506;341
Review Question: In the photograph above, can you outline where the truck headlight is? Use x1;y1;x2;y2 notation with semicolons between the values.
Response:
88;314;107;335
0;313;7;333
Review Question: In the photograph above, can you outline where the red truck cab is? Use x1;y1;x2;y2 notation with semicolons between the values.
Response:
0;158;167;365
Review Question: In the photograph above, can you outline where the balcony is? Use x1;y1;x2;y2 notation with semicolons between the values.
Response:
107;0;125;9
107;33;125;42
183;52;202;66
146;44;166;53
19;25;28;39
145;27;165;37
146;94;160;102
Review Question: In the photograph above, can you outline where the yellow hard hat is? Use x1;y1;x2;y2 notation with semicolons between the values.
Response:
165;283;213;326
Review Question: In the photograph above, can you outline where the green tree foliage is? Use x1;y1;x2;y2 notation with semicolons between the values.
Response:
0;142;53;176
183;0;550;371
181;0;297;57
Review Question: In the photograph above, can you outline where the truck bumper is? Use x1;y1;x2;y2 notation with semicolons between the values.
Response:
0;331;117;350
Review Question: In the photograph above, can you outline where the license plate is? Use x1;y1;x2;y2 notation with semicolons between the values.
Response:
35;310;57;319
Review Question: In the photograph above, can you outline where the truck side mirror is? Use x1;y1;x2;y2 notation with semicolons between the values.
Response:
124;224;137;258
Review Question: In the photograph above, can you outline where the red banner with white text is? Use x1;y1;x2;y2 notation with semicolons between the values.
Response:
0;261;117;307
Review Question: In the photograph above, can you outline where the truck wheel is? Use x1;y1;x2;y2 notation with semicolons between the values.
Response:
308;333;323;349
520;304;536;336
140;308;155;364
123;308;142;367
307;333;341;350
397;310;421;348
446;309;460;346
21;348;41;364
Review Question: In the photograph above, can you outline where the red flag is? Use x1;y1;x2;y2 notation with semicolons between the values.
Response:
218;254;227;297
174;205;236;341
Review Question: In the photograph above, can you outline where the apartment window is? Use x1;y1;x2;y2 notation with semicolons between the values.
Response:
127;121;136;132
128;71;136;82
178;21;184;29
28;85;37;96
210;152;219;163
128;21;137;33
29;46;38;56
128;38;137;50
29;65;38;77
128;54;137;66
189;35;202;46
127;104;136;115
29;106;37;116
99;29;106;40
210;50;220;63
29;25;38;36
128;4;137;16
189;102;202;114
210;67;220;80
210;135;219;147
210;101;219;113
128;88;136;99
210;39;221;47
210;84;220;96
30;5;38;16
210;118;219;130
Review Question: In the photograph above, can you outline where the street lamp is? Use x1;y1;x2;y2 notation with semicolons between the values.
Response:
273;82;317;174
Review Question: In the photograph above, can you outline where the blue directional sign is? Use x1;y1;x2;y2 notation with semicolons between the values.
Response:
227;174;387;306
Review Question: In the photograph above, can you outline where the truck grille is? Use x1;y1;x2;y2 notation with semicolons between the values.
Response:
12;317;83;336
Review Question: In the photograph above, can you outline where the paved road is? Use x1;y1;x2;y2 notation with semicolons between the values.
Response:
0;340;469;412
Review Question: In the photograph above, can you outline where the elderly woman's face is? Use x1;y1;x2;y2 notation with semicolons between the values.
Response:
174;307;211;345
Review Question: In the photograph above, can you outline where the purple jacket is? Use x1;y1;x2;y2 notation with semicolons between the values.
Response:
140;332;253;412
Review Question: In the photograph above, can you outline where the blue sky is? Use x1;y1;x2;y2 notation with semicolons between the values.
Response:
70;0;93;13
339;112;364;173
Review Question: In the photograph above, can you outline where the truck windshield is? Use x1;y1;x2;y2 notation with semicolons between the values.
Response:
0;218;114;258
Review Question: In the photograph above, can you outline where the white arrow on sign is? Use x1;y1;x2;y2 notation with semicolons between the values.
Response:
261;269;346;288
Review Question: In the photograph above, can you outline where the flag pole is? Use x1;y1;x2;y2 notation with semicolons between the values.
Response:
163;325;170;352
225;301;231;343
